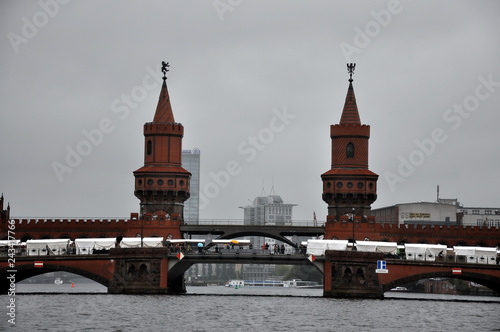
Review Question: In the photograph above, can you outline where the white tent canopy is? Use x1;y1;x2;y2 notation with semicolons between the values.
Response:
453;246;497;264
120;237;163;248
355;241;398;254
306;239;348;256
404;243;447;261
75;238;116;254
26;239;70;256
0;239;21;246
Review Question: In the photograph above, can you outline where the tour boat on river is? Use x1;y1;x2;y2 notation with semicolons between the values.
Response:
225;279;321;288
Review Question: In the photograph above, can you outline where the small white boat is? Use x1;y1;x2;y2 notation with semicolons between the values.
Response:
225;279;283;287
390;286;408;291
283;279;322;288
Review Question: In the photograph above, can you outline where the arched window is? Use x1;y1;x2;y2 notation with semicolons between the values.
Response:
346;143;354;158
146;140;152;155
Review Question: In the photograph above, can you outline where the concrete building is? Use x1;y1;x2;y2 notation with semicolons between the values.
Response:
458;207;500;227
182;149;201;224
372;200;460;225
241;194;296;227
240;192;297;281
372;198;500;227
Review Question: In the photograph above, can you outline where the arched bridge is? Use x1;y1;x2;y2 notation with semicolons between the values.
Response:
2;249;499;298
180;224;325;247
323;251;500;298
0;248;317;294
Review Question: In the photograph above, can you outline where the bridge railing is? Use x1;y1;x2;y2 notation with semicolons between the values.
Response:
10;218;324;227
166;245;308;256
195;220;324;227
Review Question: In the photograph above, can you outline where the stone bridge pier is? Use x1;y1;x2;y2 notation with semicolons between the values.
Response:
323;250;384;299
108;248;184;294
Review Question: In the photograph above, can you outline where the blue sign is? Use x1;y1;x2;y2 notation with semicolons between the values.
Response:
376;260;388;273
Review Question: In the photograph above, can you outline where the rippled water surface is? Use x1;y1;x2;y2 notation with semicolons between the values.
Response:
2;284;499;332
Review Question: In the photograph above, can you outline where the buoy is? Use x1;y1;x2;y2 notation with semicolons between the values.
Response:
71;283;75;288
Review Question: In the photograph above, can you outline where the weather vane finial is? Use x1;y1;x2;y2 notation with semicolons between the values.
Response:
347;63;356;82
161;61;170;81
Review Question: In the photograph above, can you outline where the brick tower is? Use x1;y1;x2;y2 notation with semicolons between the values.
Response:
321;64;378;220
133;62;191;220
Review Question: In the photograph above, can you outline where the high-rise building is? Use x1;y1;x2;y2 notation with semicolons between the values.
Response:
182;149;201;224
240;191;297;281
241;194;296;227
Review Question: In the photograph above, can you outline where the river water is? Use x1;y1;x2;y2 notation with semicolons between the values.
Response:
2;283;499;332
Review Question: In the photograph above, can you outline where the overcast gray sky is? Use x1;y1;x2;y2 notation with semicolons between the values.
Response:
1;1;499;221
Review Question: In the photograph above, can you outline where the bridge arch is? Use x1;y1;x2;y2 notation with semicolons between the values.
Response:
437;240;450;246
0;263;111;293
382;270;500;294
166;255;323;293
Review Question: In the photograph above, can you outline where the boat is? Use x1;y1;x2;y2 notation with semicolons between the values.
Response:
54;278;63;285
282;279;322;289
225;279;283;287
225;279;322;288
390;286;408;291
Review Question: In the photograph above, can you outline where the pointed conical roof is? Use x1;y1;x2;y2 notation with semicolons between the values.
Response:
339;81;361;125
153;80;175;123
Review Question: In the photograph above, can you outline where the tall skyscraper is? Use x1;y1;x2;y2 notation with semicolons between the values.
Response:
240;191;297;281
182;148;201;224
241;194;296;227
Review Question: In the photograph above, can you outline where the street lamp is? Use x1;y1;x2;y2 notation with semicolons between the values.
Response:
141;218;144;248
351;208;357;251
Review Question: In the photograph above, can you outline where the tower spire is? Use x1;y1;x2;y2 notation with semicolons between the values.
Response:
153;61;175;123
339;63;361;125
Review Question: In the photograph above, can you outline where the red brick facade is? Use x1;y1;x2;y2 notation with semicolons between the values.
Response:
324;221;500;247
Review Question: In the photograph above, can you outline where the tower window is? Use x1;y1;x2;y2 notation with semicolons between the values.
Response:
346;143;354;158
147;140;152;155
